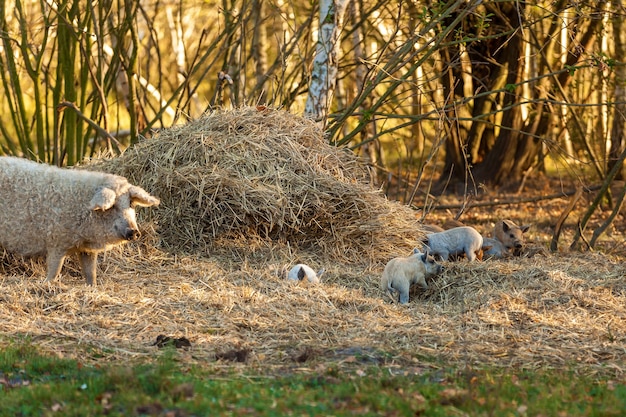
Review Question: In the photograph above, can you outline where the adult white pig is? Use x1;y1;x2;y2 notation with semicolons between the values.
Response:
0;156;159;285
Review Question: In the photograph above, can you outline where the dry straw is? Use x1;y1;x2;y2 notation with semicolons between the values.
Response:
90;106;425;262
0;106;624;376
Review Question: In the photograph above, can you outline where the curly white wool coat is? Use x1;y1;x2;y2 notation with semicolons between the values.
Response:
0;156;159;285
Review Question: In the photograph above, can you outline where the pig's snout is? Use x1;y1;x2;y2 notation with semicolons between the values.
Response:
514;241;523;249
124;228;141;241
116;223;140;240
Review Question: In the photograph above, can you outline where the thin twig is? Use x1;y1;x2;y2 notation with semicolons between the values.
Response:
550;187;583;252
590;184;626;248
57;102;122;155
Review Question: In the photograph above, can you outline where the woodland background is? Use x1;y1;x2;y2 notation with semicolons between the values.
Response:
0;1;624;212
1;2;626;399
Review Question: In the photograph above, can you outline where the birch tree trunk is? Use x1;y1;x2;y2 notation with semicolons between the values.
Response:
304;0;350;125
559;7;573;157
165;4;186;86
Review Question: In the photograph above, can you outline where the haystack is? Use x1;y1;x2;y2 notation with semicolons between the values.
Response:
91;106;424;262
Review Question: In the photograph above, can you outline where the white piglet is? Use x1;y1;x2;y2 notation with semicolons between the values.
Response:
0;156;160;285
287;264;324;284
425;226;484;261
381;248;443;304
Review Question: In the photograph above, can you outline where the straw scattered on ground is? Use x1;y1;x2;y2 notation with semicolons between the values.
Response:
0;106;624;378
1;246;624;376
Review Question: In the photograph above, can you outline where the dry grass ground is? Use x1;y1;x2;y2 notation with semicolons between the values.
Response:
0;107;624;379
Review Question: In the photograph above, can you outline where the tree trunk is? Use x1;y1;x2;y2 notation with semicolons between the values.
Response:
472;6;531;188
608;0;626;180
439;41;467;182
406;1;424;158
439;2;528;190
350;0;379;184
474;1;607;188
251;0;268;104
304;0;350;125
165;4;186;87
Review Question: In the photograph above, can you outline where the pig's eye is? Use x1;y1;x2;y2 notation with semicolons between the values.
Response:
510;233;515;238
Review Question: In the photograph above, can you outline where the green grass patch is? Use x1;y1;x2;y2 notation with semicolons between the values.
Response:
0;342;624;416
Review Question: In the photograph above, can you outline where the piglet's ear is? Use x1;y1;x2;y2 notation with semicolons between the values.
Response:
129;185;160;207
90;187;117;211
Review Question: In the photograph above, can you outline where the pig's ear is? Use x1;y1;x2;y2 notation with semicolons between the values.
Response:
521;225;530;233
129;186;160;207
502;221;511;232
90;187;117;211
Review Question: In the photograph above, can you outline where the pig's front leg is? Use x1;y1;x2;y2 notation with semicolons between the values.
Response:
45;249;66;282
79;251;98;286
